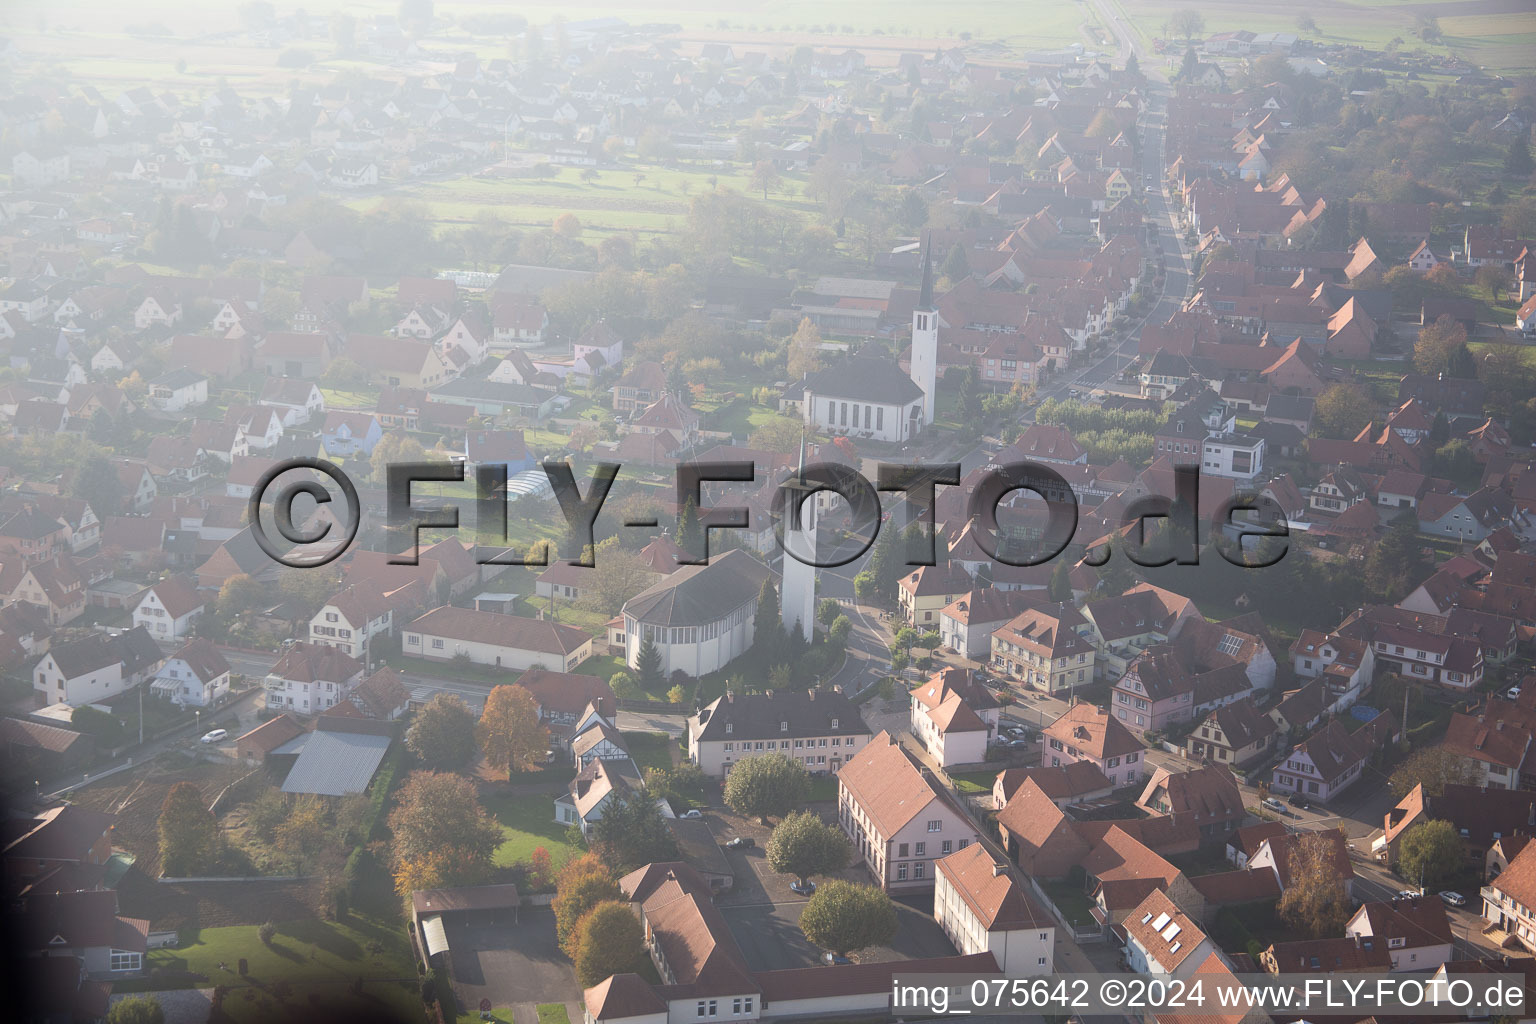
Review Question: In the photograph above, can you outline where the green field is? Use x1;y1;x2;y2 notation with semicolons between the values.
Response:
130;917;419;1024
621;731;677;773
483;791;585;870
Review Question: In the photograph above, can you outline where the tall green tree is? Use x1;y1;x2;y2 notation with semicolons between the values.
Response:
675;497;703;557
157;781;217;876
1398;820;1466;891
752;579;785;679
722;752;811;824
554;853;620;956
635;635;664;692
799;880;899;956
1365;519;1430;602
386;770;502;869
405;693;479;771
767;810;853;888
1506;136;1534;178
589;793;679;874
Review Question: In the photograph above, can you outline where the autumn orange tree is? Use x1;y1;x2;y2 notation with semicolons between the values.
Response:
387;771;501;900
476;684;548;774
553;852;621;957
1276;831;1352;938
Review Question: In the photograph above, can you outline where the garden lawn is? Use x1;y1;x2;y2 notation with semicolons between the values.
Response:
807;775;840;802
539;1005;573;1024
948;770;999;795
483;791;585;871
1041;881;1098;928
622;731;676;773
135;916;419;1024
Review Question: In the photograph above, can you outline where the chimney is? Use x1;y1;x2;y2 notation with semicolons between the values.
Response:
993;862;1006;877
808;689;816;701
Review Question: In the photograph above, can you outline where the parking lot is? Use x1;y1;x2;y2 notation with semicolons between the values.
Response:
443;908;581;1024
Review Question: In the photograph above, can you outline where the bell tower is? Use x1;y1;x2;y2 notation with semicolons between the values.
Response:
910;244;939;430
780;433;817;640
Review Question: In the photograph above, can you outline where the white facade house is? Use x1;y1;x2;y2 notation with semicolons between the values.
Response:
131;579;204;640
150;639;231;708
837;732;979;892
1344;899;1454;973
619;550;775;679
1122;889;1220;980
32;628;164;707
1200;432;1265;480
933;845;1055;976
309;586;395;660
687;688;871;777
147;369;208;412
402;606;595;673
796;342;928;444
263;642;365;715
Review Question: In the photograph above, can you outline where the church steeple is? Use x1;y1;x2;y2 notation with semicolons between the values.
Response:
910;240;939;433
918;241;936;310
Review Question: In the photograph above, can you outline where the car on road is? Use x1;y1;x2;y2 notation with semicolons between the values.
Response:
725;836;755;849
1440;891;1466;907
821;952;853;965
1397;889;1420;899
1262;797;1287;813
200;729;228;744
680;809;703;819
1509;686;1523;700
790;880;817;896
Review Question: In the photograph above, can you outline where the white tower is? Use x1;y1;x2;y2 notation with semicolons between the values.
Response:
910;245;939;431
780;434;817;641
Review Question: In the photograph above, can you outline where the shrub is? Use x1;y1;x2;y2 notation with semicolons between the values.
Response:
258;921;277;945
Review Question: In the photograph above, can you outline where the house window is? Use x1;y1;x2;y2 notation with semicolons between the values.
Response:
914;862;925;879
407;635;419;645
927;819;941;832
111;950;142;972
897;864;908;880
898;843;908;857
941;839;952;854
431;639;444;649
915;842;926;856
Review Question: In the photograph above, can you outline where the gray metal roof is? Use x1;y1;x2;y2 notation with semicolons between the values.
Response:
280;729;391;796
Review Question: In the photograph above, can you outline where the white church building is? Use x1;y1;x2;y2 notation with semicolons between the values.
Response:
790;252;938;444
618;549;778;678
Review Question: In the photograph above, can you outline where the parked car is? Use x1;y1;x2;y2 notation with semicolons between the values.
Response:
1287;793;1309;809
680;809;703;819
821;952;853;965
1440;891;1466;907
790;879;816;896
725;836;755;850
1002;725;1025;739
1509;686;1523;700
1398;889;1420;899
1262;797;1286;813
200;729;228;744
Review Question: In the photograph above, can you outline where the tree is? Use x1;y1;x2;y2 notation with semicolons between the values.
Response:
158;781;216;876
1170;9;1206;44
1295;15;1318;35
1124;53;1140;77
107;996;165;1024
749;415;806;455
405;693;479;771
750;160;782;201
370;431;428;485
273;794;330;871
675;497;703;556
722;752;811;824
1507;137;1535;178
635;635;664;692
751;579;785;681
1365;519;1429;602
1475;264;1514;303
588;793;679;874
1312;382;1374;439
818;598;841;629
799;880;899;956
553;213;583;239
1277;831;1352;939
1048;559;1074;602
941;243;970;284
1178;46;1199;82
1388;746;1478;799
1398;820;1466;892
477;684;549;774
787;316;823;379
767;809;853;887
573;900;647;987
577;538;656;616
554;854;621;955
386;771;501;871
70;453;124;520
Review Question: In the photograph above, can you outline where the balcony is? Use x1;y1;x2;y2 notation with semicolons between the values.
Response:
1481;886;1503;907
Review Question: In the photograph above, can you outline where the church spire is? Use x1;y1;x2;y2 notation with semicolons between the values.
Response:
918;240;936;310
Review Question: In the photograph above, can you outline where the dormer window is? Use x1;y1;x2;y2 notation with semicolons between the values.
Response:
780;721;788;732
831;718;839;730
724;723;733;734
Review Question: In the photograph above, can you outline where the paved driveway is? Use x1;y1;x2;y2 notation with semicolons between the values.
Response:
721;894;958;971
444;908;581;1024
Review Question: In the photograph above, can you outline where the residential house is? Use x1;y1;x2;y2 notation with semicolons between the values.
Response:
991;603;1096;696
1122;888;1221;980
1344;898;1454;972
909;667;1002;767
149;638;231;708
1042;703;1146;788
262;642;365;715
1135;764;1246;841
838;731;979;891
319;411;384;457
309;585;397;660
933;844;1056;975
131;577;204;640
31;627;163;706
1183;697;1278;768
